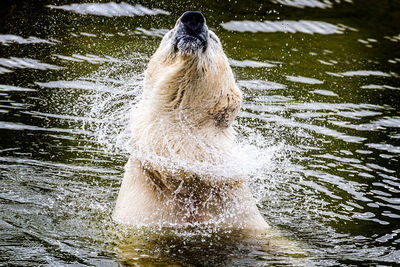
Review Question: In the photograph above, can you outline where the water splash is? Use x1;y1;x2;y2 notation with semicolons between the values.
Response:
78;51;298;217
81;53;146;156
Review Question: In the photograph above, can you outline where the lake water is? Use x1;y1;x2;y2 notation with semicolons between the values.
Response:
1;0;399;266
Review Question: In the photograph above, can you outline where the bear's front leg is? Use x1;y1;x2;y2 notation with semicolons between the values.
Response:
113;158;176;225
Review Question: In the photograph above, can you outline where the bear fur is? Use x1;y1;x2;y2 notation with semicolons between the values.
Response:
113;12;269;232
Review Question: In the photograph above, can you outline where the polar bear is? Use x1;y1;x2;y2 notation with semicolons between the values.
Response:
113;11;269;232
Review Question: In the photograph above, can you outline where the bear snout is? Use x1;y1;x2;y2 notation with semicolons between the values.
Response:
180;11;205;35
174;11;208;53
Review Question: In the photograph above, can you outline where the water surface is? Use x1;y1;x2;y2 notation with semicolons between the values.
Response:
1;0;399;265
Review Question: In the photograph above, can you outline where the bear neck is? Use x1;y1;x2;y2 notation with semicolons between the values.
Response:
144;53;236;125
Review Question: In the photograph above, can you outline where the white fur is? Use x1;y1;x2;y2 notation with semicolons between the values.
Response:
113;15;269;232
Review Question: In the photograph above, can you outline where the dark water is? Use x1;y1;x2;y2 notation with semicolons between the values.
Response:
1;0;399;266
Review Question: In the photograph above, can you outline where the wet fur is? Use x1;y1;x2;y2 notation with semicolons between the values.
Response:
113;16;268;231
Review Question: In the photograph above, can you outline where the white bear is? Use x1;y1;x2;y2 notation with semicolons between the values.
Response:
113;11;269;232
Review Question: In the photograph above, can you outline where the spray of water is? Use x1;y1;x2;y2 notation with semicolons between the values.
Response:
80;51;301;215
75;51;317;264
81;52;145;155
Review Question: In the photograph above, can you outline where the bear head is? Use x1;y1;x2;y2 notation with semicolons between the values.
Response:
142;11;240;125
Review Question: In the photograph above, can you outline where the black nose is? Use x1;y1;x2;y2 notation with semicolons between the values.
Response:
180;11;205;35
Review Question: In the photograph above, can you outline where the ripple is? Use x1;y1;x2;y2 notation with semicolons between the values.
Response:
367;163;396;174
311;89;338;96
315;153;361;164
35;80;115;92
53;54;119;64
221;20;354;34
0;66;12;74
376;230;400;243
257;114;366;143
288;102;383;113
331;116;400;131
238;80;286;90
373;116;400;128
0;34;57;46
361;84;400;90
388;58;400;64
0;121;90;135
47;2;170;17
0;157;118;176
318;59;335;65
271;0;353;9
301;169;372;203
353;212;389;225
286;75;324;84
20;111;96;122
229;59;275;68
391;134;400;139
80;32;97;37
355;150;373;154
0;84;35;92
384;33;400;42
0;57;62;72
365;143;400;154
336;70;391;77
299;179;341;199
357;38;378;48
134;28;169;38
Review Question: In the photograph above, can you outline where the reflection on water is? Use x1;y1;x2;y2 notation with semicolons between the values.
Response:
115;226;309;266
221;20;355;34
0;0;399;266
286;75;324;84
271;0;353;9
0;34;57;46
0;57;62;72
47;2;170;17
